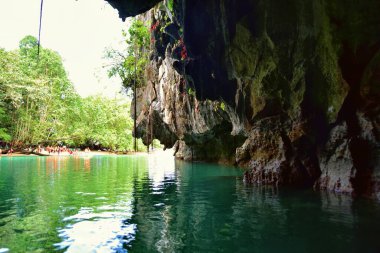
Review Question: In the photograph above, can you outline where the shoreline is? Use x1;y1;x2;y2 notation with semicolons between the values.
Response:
0;150;160;157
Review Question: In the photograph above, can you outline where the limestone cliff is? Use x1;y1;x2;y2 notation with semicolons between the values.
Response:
106;0;380;198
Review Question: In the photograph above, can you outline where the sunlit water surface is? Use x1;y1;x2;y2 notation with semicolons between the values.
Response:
0;152;380;253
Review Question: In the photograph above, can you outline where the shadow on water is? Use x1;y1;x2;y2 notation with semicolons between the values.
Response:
124;158;380;253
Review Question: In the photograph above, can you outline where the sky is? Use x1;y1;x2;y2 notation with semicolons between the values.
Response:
0;0;129;97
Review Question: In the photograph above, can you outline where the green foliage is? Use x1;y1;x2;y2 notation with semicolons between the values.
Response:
67;95;136;151
212;101;226;112
0;107;11;141
106;19;150;93
19;35;39;59
0;36;74;145
167;0;174;13
187;87;196;97
128;19;150;50
0;36;147;152
220;102;226;111
152;139;162;149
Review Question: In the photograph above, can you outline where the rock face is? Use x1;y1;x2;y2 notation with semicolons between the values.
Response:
106;0;380;198
106;0;161;20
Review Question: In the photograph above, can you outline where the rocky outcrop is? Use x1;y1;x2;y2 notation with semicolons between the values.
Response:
106;0;380;198
133;34;244;163
106;0;161;20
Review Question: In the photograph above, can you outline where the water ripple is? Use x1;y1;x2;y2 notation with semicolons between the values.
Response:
56;203;136;253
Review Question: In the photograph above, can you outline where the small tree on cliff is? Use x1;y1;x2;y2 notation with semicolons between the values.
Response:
105;19;150;92
105;18;149;151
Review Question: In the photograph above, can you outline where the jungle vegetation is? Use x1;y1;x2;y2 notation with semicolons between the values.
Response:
0;35;149;151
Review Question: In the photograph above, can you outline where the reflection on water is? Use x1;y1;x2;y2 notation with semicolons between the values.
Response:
148;150;176;189
0;155;147;252
0;153;380;253
55;203;135;253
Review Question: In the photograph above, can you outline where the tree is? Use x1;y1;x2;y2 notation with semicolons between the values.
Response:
0;107;11;142
19;35;39;59
0;36;78;146
0;35;149;152
105;19;150;151
105;19;150;92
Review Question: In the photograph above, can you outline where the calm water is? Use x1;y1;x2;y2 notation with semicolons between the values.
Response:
0;153;380;253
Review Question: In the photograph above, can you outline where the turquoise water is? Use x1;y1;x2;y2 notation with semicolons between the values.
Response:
0;153;380;253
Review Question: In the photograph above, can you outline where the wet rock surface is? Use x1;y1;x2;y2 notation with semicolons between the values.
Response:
106;0;380;198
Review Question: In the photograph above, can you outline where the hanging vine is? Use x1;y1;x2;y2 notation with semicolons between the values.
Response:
37;0;44;61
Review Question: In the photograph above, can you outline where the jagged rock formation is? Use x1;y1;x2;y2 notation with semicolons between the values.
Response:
106;0;380;198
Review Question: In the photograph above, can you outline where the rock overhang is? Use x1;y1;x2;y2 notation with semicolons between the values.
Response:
105;0;162;20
